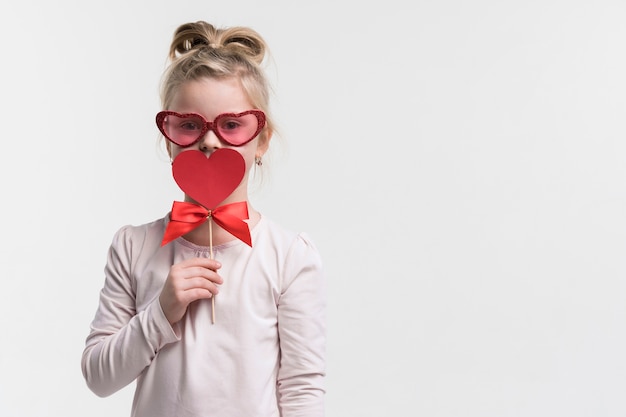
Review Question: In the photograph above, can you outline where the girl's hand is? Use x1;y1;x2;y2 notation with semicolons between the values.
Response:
159;258;223;325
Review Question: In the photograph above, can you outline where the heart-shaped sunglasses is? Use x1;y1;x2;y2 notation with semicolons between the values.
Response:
156;110;266;147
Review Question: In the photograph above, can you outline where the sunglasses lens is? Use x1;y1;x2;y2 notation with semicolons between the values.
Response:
215;113;261;145
161;114;205;146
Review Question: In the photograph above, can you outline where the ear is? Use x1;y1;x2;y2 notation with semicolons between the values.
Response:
166;141;173;160
256;128;273;158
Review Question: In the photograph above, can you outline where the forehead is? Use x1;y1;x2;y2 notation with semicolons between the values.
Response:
170;77;253;117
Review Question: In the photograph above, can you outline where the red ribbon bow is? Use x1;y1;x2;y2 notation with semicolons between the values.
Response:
161;201;252;247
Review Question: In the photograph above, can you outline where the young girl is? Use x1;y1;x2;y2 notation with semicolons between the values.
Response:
81;21;326;417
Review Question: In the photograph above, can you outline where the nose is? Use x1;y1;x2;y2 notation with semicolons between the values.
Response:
198;128;221;152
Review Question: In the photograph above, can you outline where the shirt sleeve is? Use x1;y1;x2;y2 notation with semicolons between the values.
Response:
277;233;327;417
81;226;179;397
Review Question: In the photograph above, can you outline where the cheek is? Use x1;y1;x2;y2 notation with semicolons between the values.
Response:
236;147;256;170
228;144;258;173
169;144;188;161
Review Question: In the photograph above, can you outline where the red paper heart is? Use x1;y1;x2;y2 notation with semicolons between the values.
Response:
172;149;246;209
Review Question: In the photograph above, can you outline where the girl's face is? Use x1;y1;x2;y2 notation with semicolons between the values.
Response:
166;77;269;175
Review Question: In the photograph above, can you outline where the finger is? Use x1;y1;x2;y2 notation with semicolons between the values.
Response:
177;257;222;270
180;277;221;295
168;288;214;312
169;264;223;283
184;288;216;303
179;267;224;284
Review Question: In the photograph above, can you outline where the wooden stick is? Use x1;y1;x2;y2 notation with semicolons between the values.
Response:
209;215;215;324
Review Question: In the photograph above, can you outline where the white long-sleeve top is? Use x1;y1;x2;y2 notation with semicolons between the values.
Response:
82;214;326;417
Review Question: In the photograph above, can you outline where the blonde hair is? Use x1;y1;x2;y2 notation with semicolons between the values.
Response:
160;21;274;147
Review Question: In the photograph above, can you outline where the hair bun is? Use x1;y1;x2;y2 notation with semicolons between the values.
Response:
221;28;266;65
169;21;267;65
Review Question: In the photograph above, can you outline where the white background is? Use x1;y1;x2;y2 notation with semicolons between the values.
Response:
1;1;625;416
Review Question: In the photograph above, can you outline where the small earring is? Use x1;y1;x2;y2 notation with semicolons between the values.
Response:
255;156;263;166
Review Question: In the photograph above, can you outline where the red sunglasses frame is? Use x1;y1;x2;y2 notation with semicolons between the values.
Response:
156;109;266;147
